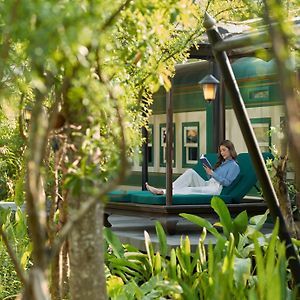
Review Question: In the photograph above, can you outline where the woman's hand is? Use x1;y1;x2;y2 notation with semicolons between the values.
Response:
203;165;213;176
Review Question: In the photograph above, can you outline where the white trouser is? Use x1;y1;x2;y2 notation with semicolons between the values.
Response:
163;169;222;195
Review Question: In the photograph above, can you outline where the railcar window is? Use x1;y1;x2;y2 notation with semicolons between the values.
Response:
147;124;154;166
250;90;269;100
138;124;154;167
250;118;271;152
159;123;176;167
182;122;199;168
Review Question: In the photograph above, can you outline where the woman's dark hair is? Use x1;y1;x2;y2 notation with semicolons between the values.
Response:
213;140;237;169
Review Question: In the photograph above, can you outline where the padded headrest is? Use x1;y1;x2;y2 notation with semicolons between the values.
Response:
227;152;273;202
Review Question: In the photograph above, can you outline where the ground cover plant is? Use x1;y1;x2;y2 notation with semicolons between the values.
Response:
104;197;299;299
1;197;299;299
0;206;30;299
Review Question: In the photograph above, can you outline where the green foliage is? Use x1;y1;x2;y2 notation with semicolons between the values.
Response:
181;197;249;245
0;112;24;201
104;201;297;299
204;0;298;22
0;207;31;299
0;0;205;199
204;0;264;21
0;243;22;300
0;0;205;298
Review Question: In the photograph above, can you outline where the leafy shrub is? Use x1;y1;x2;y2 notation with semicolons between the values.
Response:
0;207;31;299
104;197;298;299
0;112;24;201
0;243;22;299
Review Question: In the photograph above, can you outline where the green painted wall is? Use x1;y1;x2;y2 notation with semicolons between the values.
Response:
152;58;283;115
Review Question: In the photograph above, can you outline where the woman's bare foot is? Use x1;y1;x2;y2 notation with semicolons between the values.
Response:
145;183;164;195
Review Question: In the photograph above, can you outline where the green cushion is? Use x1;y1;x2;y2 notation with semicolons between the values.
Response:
220;173;242;195
130;191;233;205
227;152;274;203
108;190;135;203
108;152;274;205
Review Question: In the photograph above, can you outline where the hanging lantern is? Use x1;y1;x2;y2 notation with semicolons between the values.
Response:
199;74;220;102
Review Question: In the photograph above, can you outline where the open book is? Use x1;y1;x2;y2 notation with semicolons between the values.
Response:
200;154;212;169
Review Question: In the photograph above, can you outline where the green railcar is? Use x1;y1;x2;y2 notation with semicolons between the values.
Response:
124;57;295;190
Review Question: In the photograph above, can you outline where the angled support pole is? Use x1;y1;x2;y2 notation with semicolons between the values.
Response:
203;12;300;285
141;124;149;190
166;80;173;206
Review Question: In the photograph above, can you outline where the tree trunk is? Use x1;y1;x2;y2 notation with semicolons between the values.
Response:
50;254;61;300
21;268;50;300
61;188;70;299
61;240;69;299
273;156;297;237
68;196;107;300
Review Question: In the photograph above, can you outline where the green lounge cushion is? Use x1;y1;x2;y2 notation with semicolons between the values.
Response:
107;152;273;205
220;173;242;196
227;152;273;203
130;191;233;205
107;190;135;203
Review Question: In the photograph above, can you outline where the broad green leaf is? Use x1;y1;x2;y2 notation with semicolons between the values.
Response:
253;234;266;299
211;196;233;237
176;247;187;275
14;174;25;207
232;210;248;244
181;236;191;275
155;221;167;258
107;275;124;298
109;257;146;274
154;252;162;275
233;257;251;289
208;243;214;277
169;248;177;279
20;250;31;269
292;238;300;248
144;230;154;271
180;213;223;239
103;228;125;259
249;209;269;231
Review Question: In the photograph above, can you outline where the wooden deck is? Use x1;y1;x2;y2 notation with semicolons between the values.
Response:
105;196;268;235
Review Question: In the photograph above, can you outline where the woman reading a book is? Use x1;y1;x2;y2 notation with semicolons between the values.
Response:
146;140;240;195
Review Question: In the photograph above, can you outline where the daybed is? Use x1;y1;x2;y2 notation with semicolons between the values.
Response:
104;152;273;234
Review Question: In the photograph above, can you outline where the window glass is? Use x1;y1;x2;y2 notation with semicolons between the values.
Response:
160;124;175;167
182;122;199;167
251;118;271;152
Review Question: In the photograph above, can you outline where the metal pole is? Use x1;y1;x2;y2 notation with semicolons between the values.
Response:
213;23;300;53
141;125;149;190
214;30;270;52
204;12;300;285
219;75;226;142
212;62;225;150
166;81;173;206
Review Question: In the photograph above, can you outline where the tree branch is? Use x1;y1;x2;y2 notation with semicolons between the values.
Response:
213;6;247;20
25;92;49;271
263;0;300;284
100;0;132;32
18;93;27;141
